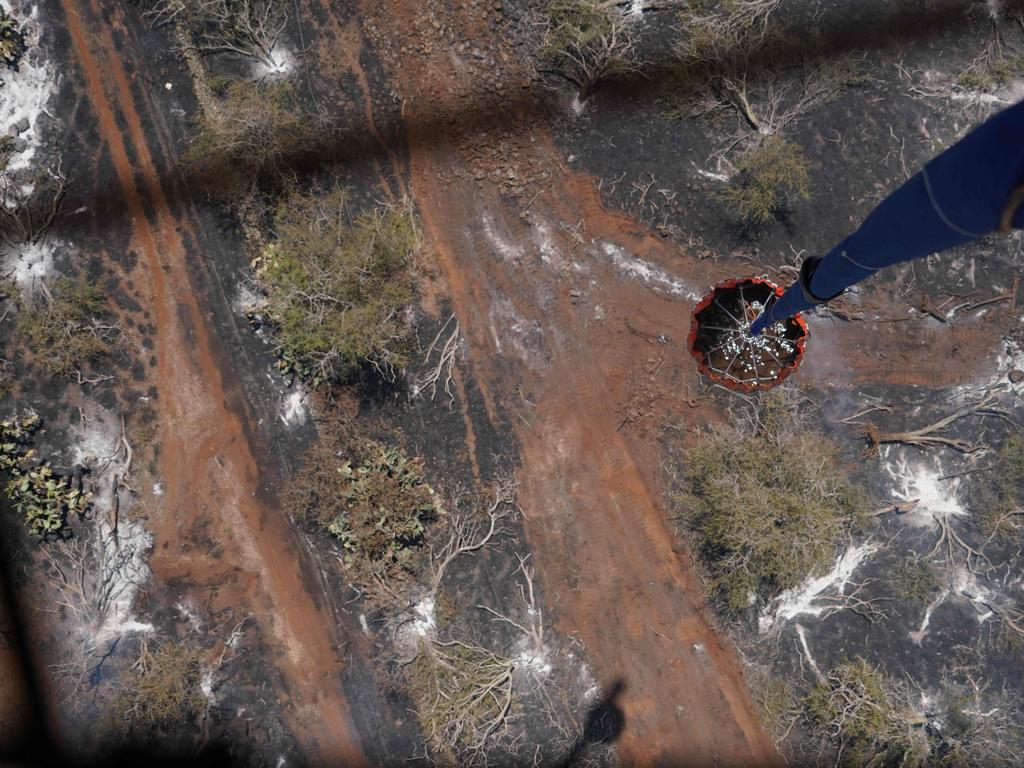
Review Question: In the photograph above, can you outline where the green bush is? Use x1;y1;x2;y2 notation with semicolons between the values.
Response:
804;660;1024;768
671;391;862;613
0;412;89;535
717;137;811;227
0;10;27;73
16;278;112;377
974;432;1024;542
254;185;418;384
285;437;442;584
885;556;941;606
804;658;927;768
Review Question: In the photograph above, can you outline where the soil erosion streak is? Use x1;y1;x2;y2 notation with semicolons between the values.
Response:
61;3;366;764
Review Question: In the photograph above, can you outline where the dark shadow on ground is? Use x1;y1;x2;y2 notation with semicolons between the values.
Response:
560;679;627;768
10;0;1017;244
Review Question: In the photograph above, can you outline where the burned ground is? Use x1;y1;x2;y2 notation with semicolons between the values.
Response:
1;0;1023;767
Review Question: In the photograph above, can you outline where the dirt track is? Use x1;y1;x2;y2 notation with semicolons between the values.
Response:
58;3;366;764
331;1;784;763
31;1;1017;765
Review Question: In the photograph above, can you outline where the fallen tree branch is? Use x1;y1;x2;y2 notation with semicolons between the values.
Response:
861;392;1005;455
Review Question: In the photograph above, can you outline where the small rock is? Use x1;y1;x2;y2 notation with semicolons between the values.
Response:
11;138;27;153
1010;369;1024;383
12;117;29;135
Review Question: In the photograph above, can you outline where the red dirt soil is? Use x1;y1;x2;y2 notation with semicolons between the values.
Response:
58;3;367;765
30;1;1010;766
329;0;1013;763
344;1;783;764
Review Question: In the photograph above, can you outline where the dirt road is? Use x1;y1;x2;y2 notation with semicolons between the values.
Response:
58;3;366;764
328;1;784;764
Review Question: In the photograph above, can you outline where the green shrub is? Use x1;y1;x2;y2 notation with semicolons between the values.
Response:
16;278;112;377
804;658;928;768
886;556;941;606
974;432;1024;542
0;411;89;535
254;185;418;384
717;136;810;227
758;676;796;732
0;10;27;73
406;641;514;761
671;391;862;613
285;437;442;584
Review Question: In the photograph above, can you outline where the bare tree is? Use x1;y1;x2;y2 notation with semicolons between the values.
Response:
0;161;68;248
145;0;288;69
414;314;461;410
394;479;528;764
536;0;641;101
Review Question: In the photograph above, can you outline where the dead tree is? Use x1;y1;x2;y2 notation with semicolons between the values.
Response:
861;392;1012;455
414;314;461;410
145;0;288;69
0;161;68;248
537;0;641;101
393;480;520;763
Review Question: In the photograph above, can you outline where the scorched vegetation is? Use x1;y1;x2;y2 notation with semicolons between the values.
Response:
285;431;443;594
0;7;27;74
536;0;641;100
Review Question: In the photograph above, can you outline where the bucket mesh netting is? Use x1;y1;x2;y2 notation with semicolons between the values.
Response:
688;277;808;392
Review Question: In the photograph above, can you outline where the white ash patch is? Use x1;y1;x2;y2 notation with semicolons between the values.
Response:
993;336;1024;395
233;282;267;317
532;220;564;269
488;295;548;370
175;600;203;633
794;623;823;680
200;669;215;700
279;386;308;427
68;407;120;467
759;542;877;634
3;238;58;291
0;1;57;174
251;43;295;79
692;163;730;183
952;566;999;624
394;595;437;656
909;586;951;645
67;405;122;512
514;638;552;680
481;210;525;264
598;241;701;301
880;448;965;528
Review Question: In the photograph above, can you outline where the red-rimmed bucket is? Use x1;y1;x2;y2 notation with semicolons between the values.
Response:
688;277;808;392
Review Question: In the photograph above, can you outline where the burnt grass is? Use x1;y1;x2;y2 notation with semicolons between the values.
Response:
5;0;1024;765
1;3;595;766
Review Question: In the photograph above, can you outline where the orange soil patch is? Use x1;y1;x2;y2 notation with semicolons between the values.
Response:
58;3;367;764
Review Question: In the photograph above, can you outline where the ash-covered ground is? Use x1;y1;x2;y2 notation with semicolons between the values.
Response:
1;0;1023;766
